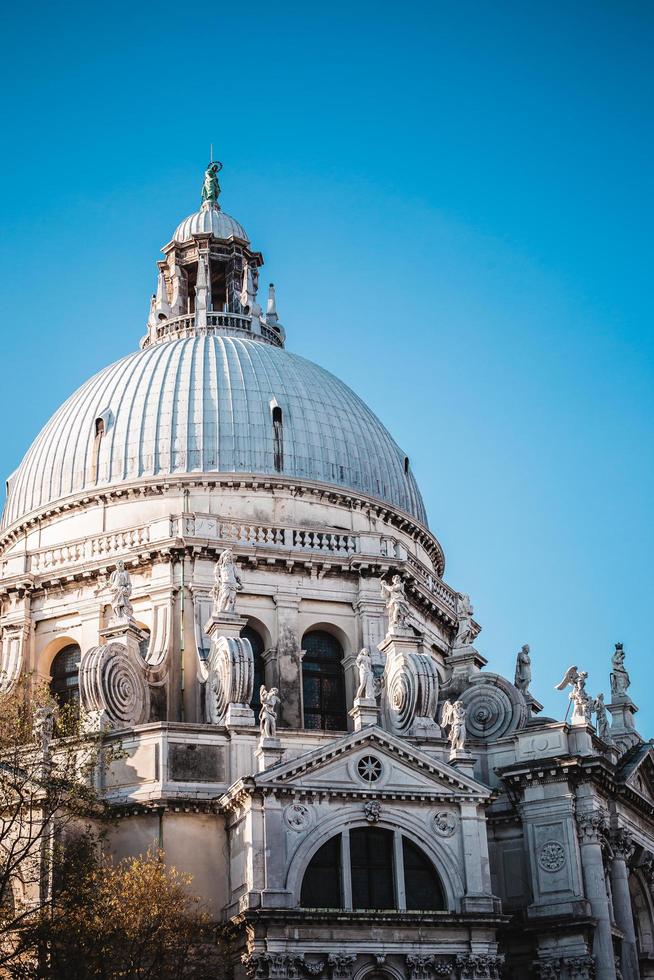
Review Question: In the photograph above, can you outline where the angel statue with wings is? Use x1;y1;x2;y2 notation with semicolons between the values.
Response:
440;699;467;752
555;665;593;726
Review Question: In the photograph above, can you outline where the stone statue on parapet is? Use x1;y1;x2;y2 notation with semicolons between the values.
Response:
355;648;375;701
453;593;474;649
212;548;243;615
109;560;134;623
514;644;532;693
441;699;467;752
380;575;410;631
610;643;630;699
259;686;280;740
555;665;592;725
592;693;611;741
201;161;221;205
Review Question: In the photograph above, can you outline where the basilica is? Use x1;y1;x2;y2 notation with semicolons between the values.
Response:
1;161;653;980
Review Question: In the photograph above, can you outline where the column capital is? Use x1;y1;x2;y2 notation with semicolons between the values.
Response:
609;827;635;862
576;811;608;845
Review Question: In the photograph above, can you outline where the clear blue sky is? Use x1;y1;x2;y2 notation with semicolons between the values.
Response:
1;1;652;731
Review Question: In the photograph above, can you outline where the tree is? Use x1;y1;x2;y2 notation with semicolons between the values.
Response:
11;846;223;980
0;681;114;973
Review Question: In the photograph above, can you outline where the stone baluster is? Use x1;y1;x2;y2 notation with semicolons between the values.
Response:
609;829;639;980
576;813;617;980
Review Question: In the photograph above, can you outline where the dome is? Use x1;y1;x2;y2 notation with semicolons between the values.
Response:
173;205;248;244
3;336;426;528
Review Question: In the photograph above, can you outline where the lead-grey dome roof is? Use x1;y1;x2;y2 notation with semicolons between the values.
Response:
3;337;426;528
173;206;248;243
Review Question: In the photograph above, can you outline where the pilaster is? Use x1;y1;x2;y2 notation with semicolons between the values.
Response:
273;593;302;728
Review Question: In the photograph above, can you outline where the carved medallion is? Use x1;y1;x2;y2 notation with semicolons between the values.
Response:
432;810;457;837
284;803;312;831
538;840;566;873
363;800;381;824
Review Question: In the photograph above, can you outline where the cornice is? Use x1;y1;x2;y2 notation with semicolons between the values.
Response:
0;474;445;573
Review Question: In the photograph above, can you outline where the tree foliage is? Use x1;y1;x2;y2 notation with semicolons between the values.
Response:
11;845;222;980
0;680;113;971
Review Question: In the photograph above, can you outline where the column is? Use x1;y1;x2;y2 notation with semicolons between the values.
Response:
576;814;617;980
609;829;639;980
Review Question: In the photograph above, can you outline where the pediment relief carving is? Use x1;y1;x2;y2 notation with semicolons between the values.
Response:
254;727;490;800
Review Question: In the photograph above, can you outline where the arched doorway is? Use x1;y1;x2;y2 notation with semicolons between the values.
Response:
302;630;347;731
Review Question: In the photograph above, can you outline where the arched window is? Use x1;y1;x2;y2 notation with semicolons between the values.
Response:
242;624;265;717
300;828;446;911
50;644;81;710
302;630;347;731
272;405;283;472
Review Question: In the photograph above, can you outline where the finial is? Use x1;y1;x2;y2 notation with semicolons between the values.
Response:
201;157;223;208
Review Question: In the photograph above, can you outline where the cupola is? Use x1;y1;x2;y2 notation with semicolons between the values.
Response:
141;160;285;349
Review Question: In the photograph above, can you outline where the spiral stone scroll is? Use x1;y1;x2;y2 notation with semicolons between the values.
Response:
384;649;439;736
206;636;254;725
458;672;528;741
79;642;150;730
0;625;27;696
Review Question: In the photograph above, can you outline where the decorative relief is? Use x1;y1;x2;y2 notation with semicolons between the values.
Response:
79;641;150;730
576;812;608;846
284;803;313;832
363;800;381;824
433;810;457;837
406;954;453;979
459;674;528;741
537;840;566;873
384;649;439;736
534;957;594;980
205;636;253;725
455;953;504;979
610;828;635;862
327;954;356;980
0;624;27;696
242;954;327;980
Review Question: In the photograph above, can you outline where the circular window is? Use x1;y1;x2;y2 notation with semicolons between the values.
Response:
357;755;383;783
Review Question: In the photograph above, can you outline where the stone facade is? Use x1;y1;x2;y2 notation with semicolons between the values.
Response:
1;163;653;980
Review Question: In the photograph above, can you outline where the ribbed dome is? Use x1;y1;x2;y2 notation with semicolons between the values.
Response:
173;205;248;243
3;337;426;528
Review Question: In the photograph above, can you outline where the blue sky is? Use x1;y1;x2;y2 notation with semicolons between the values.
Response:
1;1;652;731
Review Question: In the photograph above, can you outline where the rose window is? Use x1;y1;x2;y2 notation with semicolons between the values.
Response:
357;755;383;783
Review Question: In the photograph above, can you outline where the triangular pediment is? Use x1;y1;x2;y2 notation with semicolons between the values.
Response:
619;743;654;806
254;727;490;800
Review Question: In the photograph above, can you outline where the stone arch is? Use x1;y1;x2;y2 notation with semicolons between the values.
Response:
354;964;404;980
40;634;81;678
300;620;352;658
285;803;464;912
242;614;273;652
241;619;268;715
630;870;654;956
